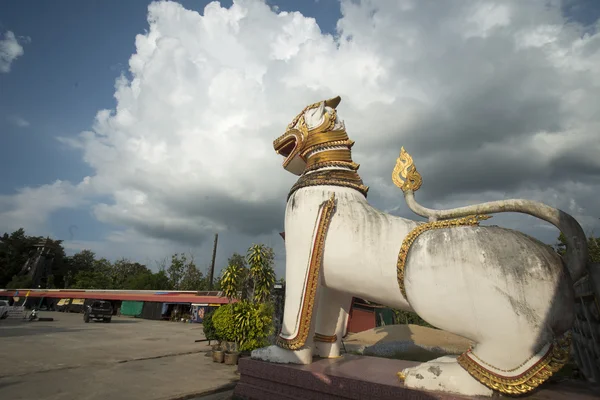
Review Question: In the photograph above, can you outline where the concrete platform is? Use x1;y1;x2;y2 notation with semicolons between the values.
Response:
234;354;600;400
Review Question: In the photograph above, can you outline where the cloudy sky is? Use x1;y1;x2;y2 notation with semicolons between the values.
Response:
1;0;599;278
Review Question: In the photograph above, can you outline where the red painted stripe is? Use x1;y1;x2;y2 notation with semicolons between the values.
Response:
0;290;234;304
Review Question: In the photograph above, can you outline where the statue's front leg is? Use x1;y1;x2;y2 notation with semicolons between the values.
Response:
250;246;317;365
313;288;352;359
251;195;337;365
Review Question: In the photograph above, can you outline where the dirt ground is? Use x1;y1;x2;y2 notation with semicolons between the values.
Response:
346;324;473;350
0;311;238;400
344;324;474;361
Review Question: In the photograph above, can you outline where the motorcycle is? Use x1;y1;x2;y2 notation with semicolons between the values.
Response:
28;308;38;321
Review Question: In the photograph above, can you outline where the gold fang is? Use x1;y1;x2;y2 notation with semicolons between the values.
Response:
276;194;337;350
456;333;572;395
396;214;491;302
392;147;423;193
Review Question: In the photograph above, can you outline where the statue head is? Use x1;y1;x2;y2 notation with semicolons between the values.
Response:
273;96;349;175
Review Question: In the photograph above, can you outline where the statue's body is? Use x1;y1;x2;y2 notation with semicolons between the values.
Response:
252;97;588;397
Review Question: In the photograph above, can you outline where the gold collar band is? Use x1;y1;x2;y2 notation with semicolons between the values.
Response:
306;149;353;169
288;169;369;200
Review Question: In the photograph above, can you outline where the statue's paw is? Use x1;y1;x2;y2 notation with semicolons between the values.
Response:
425;355;459;364
400;358;493;397
250;345;313;365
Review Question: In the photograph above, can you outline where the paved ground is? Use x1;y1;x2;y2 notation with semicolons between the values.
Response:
344;324;474;361
0;311;238;400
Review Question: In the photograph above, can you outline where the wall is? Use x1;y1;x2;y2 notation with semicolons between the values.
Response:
347;305;375;333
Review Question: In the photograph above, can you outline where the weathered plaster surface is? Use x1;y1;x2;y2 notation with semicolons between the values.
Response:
252;99;584;397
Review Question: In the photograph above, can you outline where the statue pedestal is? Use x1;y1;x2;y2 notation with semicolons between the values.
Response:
234;354;599;400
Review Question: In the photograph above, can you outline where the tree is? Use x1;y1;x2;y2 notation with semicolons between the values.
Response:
215;245;277;353
46;275;56;289
152;269;172;290
555;233;600;264
70;258;113;289
0;229;67;289
247;244;276;303
393;308;435;328
111;258;151;289
47;241;67;288
212;275;222;291
123;268;171;290
66;249;96;272
180;262;207;291
0;229;32;287
6;274;33;289
220;245;276;303
221;263;245;300
220;252;247;298
0;229;42;287
586;235;600;263
228;253;246;269
61;249;98;288
167;253;187;290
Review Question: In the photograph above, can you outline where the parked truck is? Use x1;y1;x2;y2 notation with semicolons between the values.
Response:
0;300;9;319
83;300;113;323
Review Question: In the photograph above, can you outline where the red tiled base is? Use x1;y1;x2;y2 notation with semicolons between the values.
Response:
233;354;600;400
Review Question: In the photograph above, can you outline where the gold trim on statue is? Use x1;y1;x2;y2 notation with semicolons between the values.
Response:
276;194;337;350
456;333;572;395
396;215;491;302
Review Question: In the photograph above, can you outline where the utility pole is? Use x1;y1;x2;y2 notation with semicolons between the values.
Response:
208;233;218;291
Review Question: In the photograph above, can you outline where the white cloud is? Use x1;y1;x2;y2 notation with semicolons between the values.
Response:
0;31;26;73
7;115;30;127
0;180;89;234
5;0;600;272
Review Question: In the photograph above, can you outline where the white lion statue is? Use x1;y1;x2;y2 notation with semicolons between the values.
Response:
251;96;588;397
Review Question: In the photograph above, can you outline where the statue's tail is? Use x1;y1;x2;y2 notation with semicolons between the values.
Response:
392;147;589;282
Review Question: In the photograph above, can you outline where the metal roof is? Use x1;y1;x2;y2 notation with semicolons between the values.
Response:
0;289;234;304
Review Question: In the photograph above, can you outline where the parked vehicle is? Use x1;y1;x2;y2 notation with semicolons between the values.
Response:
83;300;113;323
0;300;9;319
28;308;38;321
56;298;71;312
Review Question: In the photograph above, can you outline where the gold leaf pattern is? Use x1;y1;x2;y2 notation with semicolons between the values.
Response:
457;333;572;395
392;147;423;193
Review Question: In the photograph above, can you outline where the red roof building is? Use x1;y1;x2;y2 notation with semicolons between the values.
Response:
0;289;234;305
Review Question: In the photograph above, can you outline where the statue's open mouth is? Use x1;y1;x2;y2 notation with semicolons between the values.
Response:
274;130;306;175
275;136;296;158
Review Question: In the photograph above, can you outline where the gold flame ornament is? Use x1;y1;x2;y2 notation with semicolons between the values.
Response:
392;147;423;193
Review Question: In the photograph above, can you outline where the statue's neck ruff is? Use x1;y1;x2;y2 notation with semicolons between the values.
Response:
287;130;369;200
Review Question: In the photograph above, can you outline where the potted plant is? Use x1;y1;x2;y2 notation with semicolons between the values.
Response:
202;309;218;346
212;344;225;363
215;245;279;366
224;341;240;365
212;305;235;363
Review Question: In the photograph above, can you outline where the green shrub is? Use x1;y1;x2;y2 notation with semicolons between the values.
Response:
232;300;275;352
202;309;217;341
393;309;435;329
212;304;236;342
6;275;32;289
212;301;275;352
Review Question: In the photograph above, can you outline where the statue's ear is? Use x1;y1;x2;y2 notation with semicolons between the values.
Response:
306;101;325;120
324;96;341;109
